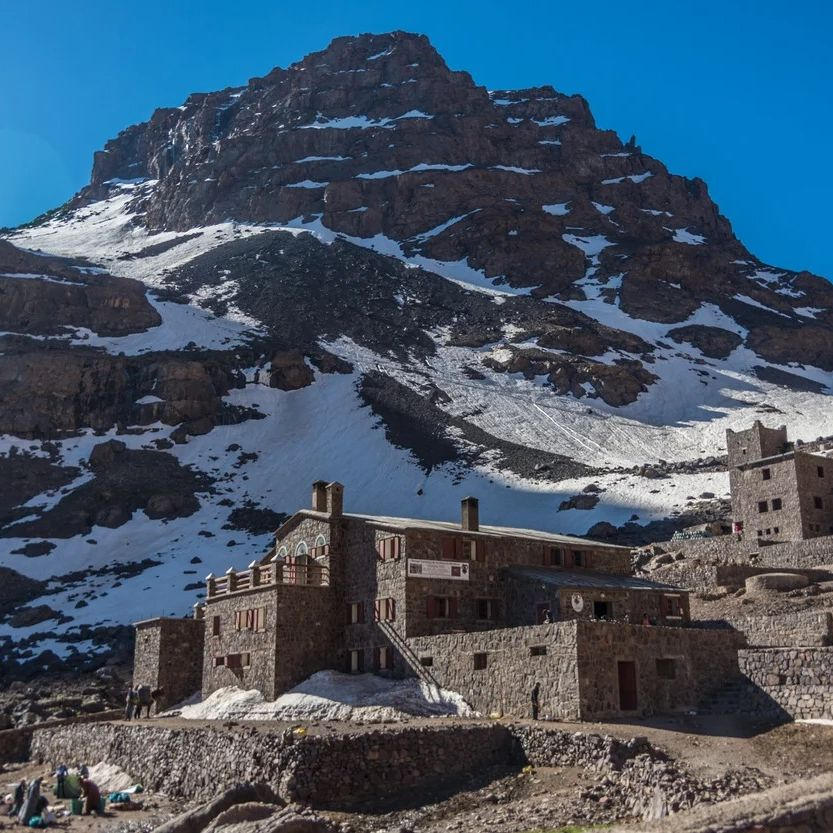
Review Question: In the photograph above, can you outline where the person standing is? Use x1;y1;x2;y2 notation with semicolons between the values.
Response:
79;778;101;816
531;682;540;720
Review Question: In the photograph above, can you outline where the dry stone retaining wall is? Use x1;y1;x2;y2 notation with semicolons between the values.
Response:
738;647;833;719
26;720;676;809
728;610;833;648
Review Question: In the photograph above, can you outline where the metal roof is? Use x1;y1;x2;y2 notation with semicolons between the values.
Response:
297;510;630;550
504;565;680;591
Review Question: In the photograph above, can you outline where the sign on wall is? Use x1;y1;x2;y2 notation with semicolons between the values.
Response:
407;559;470;581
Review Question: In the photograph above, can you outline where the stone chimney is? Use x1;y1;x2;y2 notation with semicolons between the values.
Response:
461;496;479;531
326;482;344;517
312;481;328;512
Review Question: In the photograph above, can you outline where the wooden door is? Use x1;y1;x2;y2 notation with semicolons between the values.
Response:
617;661;638;711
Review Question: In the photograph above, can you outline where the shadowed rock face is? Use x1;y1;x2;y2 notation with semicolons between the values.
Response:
0;240;160;336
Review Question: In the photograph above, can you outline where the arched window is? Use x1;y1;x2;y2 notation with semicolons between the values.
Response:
314;535;327;548
295;541;308;556
277;546;288;560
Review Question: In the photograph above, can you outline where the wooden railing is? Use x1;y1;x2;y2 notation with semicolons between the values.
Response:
206;562;330;598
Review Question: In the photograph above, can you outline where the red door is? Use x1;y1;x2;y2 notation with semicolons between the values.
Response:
617;661;638;711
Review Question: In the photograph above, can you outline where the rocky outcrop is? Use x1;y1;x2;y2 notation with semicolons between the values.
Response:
0;240;160;336
0;347;240;437
667;325;743;359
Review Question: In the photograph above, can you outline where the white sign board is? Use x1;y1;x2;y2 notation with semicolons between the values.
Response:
407;559;470;581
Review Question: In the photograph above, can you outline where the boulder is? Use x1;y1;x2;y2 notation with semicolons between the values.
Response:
745;573;809;594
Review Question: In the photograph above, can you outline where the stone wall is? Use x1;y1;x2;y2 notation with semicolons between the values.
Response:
0;710;121;764
738;647;833;719
407;622;582;720
651;534;833;574
612;771;833;833
134;617;205;712
575;621;743;719
25;719;669;809
726;610;833;648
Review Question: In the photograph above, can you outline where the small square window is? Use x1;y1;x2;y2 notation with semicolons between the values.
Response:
212;615;221;636
656;658;676;680
758;500;768;513
473;652;488;670
214;656;225;667
814;496;824;509
774;526;780;534
771;498;782;511
572;550;584;567
762;468;771;480
530;645;547;657
419;656;433;667
818;466;825;479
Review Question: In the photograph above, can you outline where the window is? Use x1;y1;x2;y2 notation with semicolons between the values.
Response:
771;498;782;511
311;534;329;557
374;597;396;622
530;645;547;657
765;528;771;535
774;526;780;534
376;536;402;561
473;652;488;671
235;607;266;632
661;595;683;618
476;598;498;620
427;596;458;619
818;466;825;479
762;468;771;480
214;656;225;667
276;546;288;560
544;547;563;567
212;615;221;636
349;649;364;674
347;601;365;625
295;541;308;556
441;537;465;560
593;600;612;620
814;496;824;510
758;500;768;513
419;656;433;667
656;658;676;680
375;646;391;671
466;539;486;562
226;652;251;669
572;550;584;567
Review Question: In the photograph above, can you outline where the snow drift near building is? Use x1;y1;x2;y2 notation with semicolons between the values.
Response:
174;671;475;722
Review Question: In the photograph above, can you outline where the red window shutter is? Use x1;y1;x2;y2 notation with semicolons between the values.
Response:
376;540;385;560
388;598;396;621
449;597;459;618
660;596;669;616
454;538;465;559
427;596;437;618
393;537;401;559
374;599;381;621
442;538;455;560
475;540;485;563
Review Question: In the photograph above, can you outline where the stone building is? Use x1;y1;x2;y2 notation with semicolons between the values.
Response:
135;481;732;718
727;422;833;543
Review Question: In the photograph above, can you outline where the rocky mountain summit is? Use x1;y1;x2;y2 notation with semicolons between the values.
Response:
1;30;831;673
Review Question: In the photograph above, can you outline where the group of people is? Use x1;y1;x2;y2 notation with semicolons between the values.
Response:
5;768;101;825
125;684;163;720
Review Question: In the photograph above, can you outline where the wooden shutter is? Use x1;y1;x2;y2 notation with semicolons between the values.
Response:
449;597;459;618
234;611;241;630
387;598;396;621
376;539;385;560
442;538;455;560
374;599;381;622
475;540;485;563
660;596;670;616
392;537;401;559
427;596;437;618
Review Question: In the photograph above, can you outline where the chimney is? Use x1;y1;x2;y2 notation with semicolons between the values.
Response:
461;496;479;531
326;482;344;517
312;481;328;512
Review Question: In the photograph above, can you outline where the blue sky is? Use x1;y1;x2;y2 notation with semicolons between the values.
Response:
2;0;831;278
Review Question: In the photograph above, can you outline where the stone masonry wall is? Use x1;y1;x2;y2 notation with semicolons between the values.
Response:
738;647;833;719
133;618;204;712
575;622;744;719
26;720;667;808
724;610;833;648
408;622;582;719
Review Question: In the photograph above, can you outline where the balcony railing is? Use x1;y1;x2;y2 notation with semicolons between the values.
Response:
206;562;330;598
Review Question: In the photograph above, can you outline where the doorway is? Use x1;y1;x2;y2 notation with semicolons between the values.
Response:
617;661;638;710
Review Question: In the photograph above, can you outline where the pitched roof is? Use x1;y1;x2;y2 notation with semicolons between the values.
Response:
505;565;679;591
295;509;630;550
